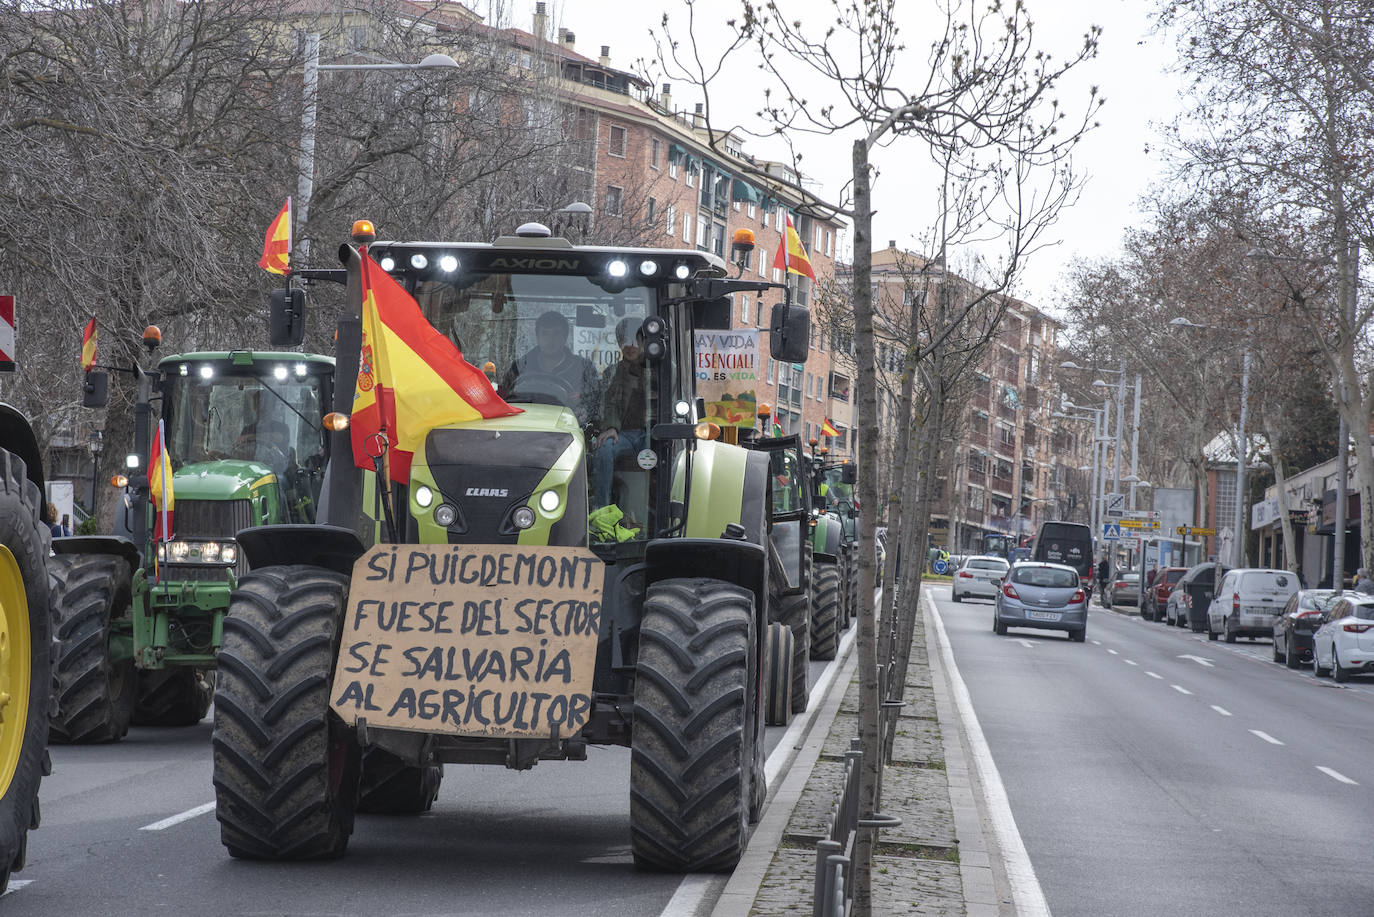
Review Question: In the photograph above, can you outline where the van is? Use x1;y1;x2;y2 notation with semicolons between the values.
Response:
1206;568;1301;642
1031;521;1095;589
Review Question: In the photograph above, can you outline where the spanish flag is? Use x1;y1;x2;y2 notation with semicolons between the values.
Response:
821;418;839;438
80;317;97;372
772;214;817;282
258;198;291;274
148;419;174;542
351;249;521;483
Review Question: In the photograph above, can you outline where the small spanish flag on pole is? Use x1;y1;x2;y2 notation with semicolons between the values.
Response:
821;418;839;438
258;198;292;274
148;419;175;543
772;214;817;282
80;317;97;371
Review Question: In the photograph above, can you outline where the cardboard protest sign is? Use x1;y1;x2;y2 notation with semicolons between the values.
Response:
694;329;758;428
330;544;603;739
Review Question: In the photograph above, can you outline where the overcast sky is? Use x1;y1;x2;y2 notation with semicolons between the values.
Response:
528;0;1188;317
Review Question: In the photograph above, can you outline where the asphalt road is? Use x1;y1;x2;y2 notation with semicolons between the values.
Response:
934;588;1374;917
4;655;839;915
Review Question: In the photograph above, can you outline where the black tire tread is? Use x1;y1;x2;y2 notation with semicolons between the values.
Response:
631;578;754;872
357;747;442;815
773;589;809;714
810;563;841;661
133;668;213;727
211;566;358;860
48;554;134;744
763;622;792;727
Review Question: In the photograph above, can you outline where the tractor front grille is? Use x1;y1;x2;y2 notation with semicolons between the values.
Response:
173;498;254;578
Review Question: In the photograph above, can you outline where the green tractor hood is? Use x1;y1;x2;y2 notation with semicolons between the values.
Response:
172;460;278;501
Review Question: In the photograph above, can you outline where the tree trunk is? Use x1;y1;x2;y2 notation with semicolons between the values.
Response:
1263;418;1298;573
850;138;881;917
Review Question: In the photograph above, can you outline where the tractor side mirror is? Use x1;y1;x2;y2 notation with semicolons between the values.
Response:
841;462;857;485
83;371;109;408
769;302;810;363
269;288;306;347
693;296;732;330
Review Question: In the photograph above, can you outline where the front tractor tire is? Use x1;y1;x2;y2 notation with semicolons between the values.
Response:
631;578;759;872
212;566;360;860
133;668;213;728
0;449;53;892
810;563;842;661
48;554;135;744
357;748;442;815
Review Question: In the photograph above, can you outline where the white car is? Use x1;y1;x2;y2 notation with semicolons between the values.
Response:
1206;568;1300;642
952;556;1010;603
1312;594;1374;682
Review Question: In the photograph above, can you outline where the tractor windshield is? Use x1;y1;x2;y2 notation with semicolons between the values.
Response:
165;365;327;473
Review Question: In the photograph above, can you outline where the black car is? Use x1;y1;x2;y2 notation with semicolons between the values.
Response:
1273;589;1346;668
1177;561;1229;633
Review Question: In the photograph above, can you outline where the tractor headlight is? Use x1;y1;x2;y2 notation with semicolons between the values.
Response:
434;503;458;527
157;543;166;561
221;543;237;565
200;541;221;562
538;489;561;515
168;540;191;561
414;485;435;508
512;506;536;529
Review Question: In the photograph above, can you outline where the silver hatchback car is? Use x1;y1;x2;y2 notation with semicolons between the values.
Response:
994;562;1089;642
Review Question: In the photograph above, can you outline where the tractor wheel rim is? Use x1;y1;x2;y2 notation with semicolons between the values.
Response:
0;545;30;797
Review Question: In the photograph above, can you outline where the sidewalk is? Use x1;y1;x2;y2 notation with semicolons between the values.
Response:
714;586;1007;916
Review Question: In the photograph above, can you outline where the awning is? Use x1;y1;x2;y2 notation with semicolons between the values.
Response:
702;158;729;177
668;143;685;161
732;179;761;203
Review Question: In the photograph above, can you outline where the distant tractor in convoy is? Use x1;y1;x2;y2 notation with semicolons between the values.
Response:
0;405;56;891
52;335;334;742
209;221;810;871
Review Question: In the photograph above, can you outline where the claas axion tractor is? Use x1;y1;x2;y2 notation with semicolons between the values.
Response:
209;220;812;871
53;339;335;742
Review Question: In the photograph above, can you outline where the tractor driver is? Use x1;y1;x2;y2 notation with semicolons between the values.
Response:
593;317;647;508
500;310;601;426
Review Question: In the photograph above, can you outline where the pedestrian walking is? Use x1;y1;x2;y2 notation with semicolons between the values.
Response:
1097;556;1111;606
1146;564;1158;588
1355;568;1374;595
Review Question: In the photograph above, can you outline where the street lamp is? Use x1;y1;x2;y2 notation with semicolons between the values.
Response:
296;36;460;264
1055;404;1108;537
1171;316;1251;567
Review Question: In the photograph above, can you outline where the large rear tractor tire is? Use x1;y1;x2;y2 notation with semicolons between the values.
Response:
844;554;857;631
0;449;53;892
810;563;842;661
132;668;213;728
48;554;135;744
764;622;793;727
773;590;810;714
357;748;442;815
631;578;758;872
212;566;359;860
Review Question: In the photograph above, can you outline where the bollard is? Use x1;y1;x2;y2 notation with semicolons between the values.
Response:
827;855;849;917
812;839;842;917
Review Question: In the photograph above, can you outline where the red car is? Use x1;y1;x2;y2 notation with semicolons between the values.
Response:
1143;566;1189;622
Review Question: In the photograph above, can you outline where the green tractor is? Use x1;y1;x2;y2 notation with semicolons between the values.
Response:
209;221;811;872
52;345;334;742
808;454;858;659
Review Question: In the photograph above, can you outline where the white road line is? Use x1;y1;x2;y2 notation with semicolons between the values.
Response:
1106;648;1119;655
140;801;216;831
1179;654;1215;667
1124;660;1138;666
1146;671;1162;679
1091;639;1102;645
657;875;718;917
1171;684;1192;695
929;604;1051;917
1317;766;1359;785
1211;705;1232;716
2;880;33;896
1015;639;1036;649
1249;730;1284;746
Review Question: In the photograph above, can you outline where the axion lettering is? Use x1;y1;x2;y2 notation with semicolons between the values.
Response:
489;256;582;271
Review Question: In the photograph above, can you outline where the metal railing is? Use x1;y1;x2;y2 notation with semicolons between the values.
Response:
812;739;861;917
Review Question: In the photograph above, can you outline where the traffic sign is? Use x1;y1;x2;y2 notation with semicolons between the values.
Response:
1119;518;1159;530
1104;492;1126;519
1102;523;1123;540
1175;525;1216;536
933;559;949;574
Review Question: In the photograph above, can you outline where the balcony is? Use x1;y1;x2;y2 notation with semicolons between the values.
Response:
967;469;985;485
989;476;1014;496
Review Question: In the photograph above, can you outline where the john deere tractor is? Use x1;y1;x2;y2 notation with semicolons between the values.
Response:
807;453;857;660
52;344;334;742
209;221;809;872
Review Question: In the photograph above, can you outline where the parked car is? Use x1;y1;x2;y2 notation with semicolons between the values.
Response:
993;562;1089;642
1311;594;1374;681
952;555;1010;603
1177;562;1229;633
1206;568;1301;642
1145;566;1189;622
1110;571;1141;607
1273;589;1346;669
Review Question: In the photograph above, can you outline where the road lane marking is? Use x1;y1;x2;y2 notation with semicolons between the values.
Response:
2;880;33;896
1317;767;1358;785
1146;671;1162;679
1179;654;1215;667
1015;639;1036;649
929;603;1051;917
140;801;216;831
1106;648;1119;655
1171;684;1192;695
1091;639;1102;645
1249;730;1284;746
1211;705;1232;716
1124;660;1138;666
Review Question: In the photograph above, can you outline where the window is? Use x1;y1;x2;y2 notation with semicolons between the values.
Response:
755;300;764;324
666;205;675;235
805;422;812;442
349;26;366;50
683;212;693;244
969;487;985;511
827;230;834;256
604;185;624;216
748;202;756;219
806;373;813;398
740;294;750;324
762;208;770;229
792;368;803;407
768;357;775;383
686;164;697;188
772;267;782;283
670;159;678;180
650;138;662;169
609;124;627;157
697;218;709;250
647;197;657;223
